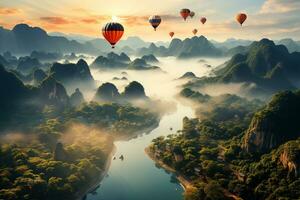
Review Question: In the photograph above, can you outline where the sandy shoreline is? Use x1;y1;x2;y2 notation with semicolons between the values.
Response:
144;147;196;192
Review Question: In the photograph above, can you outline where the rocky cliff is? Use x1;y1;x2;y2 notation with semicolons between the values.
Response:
243;91;300;153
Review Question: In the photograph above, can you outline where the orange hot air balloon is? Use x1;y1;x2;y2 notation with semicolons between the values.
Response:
169;32;174;38
180;9;191;21
190;11;195;18
236;13;247;26
200;17;207;25
102;22;124;48
192;29;198;35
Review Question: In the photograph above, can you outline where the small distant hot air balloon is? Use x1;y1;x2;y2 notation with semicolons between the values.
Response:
236;13;247;26
200;17;207;25
149;15;161;31
102;22;124;48
192;29;198;35
169;32;175;38
190;11;195;18
180;9;191;21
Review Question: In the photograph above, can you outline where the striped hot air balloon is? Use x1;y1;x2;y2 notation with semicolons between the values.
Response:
102;22;124;48
180;9;191;21
149;15;162;31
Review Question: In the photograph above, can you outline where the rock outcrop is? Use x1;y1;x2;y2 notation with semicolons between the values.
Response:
94;82;120;102
279;140;300;177
243;91;300;153
39;76;69;107
70;88;85;107
123;81;146;99
32;69;47;85
50;59;94;87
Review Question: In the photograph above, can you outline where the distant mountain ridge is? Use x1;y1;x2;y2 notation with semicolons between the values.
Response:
0;24;100;54
185;38;300;98
138;36;223;58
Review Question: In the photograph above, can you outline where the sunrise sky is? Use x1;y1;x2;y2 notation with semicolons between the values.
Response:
1;0;300;42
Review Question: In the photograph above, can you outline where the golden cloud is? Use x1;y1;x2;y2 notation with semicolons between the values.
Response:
0;7;21;15
40;17;71;25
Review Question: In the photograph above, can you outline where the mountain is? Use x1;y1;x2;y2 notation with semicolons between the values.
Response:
38;76;69;107
212;38;253;49
123;81;146;99
91;52;160;70
50;59;94;89
0;65;70;125
141;54;159;63
17;56;43;74
0;64;31;115
30;51;63;62
137;36;223;58
277;38;300;53
32;68;47;85
70;88;85;107
94;82;120;102
178;72;197;80
91;52;130;69
0;24;99;54
243;91;300;153
186;38;300;98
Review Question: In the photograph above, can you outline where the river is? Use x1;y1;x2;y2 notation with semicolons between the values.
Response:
86;56;228;200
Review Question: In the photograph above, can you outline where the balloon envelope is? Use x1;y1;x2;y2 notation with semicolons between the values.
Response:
192;29;198;35
102;22;124;48
149;15;161;31
236;13;247;26
200;17;207;24
169;32;174;38
190;11;195;18
180;9;191;21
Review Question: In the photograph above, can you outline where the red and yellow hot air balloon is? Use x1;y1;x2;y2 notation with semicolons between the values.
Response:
192;29;198;35
180;9;191;21
102;22;124;48
169;32;174;38
149;15;162;31
200;17;207;25
190;11;195;18
236;13;247;26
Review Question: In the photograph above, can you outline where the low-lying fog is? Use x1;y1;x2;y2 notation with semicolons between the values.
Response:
87;56;229;101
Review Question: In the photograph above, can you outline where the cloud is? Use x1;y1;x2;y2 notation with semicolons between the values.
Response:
40;16;71;25
260;0;300;13
0;7;21;15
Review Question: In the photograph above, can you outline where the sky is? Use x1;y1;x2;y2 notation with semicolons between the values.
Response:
0;0;300;42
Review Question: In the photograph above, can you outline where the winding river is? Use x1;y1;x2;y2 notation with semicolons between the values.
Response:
86;57;228;200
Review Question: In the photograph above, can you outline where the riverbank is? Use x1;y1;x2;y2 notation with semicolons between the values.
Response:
77;145;116;200
144;147;196;192
78;121;159;199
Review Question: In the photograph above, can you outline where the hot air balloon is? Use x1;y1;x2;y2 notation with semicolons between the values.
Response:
102;22;124;48
200;17;207;25
149;15;161;31
180;9;191;21
236;13;247;26
190;11;195;18
192;29;198;35
169;32;174;38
